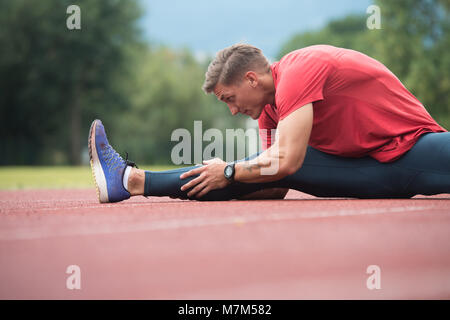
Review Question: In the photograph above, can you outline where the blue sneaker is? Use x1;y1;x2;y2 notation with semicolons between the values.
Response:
88;119;138;203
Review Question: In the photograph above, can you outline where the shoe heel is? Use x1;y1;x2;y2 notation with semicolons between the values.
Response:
88;120;109;203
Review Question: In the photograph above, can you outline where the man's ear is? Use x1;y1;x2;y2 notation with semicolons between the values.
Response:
244;71;258;87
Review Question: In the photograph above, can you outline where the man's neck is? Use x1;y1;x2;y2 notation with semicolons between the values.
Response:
260;72;276;106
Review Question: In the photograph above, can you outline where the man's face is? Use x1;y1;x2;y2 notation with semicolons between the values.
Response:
213;73;267;120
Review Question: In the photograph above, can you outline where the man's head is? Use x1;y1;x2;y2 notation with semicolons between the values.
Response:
202;44;275;119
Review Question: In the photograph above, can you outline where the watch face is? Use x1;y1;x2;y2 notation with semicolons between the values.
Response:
225;166;232;177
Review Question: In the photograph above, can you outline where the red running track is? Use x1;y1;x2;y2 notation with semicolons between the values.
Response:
0;189;449;299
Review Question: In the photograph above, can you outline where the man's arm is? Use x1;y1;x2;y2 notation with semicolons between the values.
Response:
179;103;313;198
234;103;313;183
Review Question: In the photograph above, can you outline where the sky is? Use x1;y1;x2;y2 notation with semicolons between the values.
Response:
140;0;373;59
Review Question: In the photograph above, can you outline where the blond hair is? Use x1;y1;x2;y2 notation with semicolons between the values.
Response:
202;43;270;94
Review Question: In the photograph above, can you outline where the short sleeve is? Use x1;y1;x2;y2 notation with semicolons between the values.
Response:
258;105;278;150
275;54;334;120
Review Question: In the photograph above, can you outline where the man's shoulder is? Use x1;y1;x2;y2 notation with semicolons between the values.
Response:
275;45;339;76
280;45;340;63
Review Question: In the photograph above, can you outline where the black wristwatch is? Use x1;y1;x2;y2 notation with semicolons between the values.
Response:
224;162;236;182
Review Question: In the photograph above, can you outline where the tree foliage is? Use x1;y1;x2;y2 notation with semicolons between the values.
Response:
0;0;142;165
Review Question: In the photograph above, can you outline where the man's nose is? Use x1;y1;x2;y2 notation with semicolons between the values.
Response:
228;104;239;116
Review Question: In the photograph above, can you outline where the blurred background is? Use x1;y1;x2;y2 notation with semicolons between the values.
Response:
0;0;449;169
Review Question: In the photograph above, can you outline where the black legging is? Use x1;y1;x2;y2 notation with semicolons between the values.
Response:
144;132;450;200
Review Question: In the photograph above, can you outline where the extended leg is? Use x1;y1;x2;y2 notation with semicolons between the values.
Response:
140;132;450;200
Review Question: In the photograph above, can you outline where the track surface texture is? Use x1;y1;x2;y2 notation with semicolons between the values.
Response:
1;189;449;299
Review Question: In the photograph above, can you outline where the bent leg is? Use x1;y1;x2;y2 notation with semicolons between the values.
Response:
393;132;450;196
275;148;417;198
279;132;450;198
277;132;450;198
237;188;289;200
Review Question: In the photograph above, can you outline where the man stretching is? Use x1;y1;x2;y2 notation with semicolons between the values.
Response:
88;44;449;203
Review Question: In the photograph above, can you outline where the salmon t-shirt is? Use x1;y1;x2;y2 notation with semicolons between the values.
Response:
258;45;446;162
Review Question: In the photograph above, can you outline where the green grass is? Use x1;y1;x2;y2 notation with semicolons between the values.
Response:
0;165;179;190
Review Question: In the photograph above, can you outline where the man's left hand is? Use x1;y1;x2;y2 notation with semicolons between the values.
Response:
180;158;231;198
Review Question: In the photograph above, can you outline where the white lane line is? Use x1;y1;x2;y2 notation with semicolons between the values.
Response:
0;205;443;241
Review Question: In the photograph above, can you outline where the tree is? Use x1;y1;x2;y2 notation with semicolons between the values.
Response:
0;0;142;165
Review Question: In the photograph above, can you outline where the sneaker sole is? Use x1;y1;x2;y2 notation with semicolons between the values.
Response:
88;120;109;203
